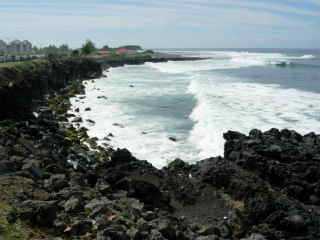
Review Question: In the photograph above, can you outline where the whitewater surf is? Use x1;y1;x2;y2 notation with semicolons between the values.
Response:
70;49;320;168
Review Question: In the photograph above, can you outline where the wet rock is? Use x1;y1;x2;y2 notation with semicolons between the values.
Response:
169;136;178;142
113;123;125;128
97;96;108;100
72;117;82;123
86;119;95;124
167;158;190;172
111;149;136;164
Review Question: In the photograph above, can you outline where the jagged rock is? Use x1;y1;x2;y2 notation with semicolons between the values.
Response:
196;235;219;240
44;174;68;191
72;117;82;123
283;214;306;233
97;225;130;240
70;219;93;236
86;119;95;124
198;225;217;236
115;177;170;209
158;219;176;239
18;200;57;227
167;158;190;172
111;148;136;164
149;229;166;240
241;234;267;240
63;196;82;213
21;160;43;179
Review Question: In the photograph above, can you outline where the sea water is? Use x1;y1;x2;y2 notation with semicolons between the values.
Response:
70;49;320;168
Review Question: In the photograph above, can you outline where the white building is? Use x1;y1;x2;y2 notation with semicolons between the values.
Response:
1;40;33;54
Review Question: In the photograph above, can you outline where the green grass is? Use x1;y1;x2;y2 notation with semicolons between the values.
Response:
0;59;47;69
0;202;28;239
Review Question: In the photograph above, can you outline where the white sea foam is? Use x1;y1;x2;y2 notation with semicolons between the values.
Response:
187;74;320;158
70;50;320;168
70;67;199;168
146;51;315;74
298;54;315;59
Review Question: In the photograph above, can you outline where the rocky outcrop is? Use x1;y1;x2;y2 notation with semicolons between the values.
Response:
0;58;102;119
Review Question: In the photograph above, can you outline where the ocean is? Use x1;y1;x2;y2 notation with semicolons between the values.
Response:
70;49;320;168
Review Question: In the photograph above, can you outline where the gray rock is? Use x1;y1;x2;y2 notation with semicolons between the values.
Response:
72;117;82;123
158;219;176;239
284;214;306;232
241;233;267;240
64;197;82;213
196;235;219;240
19;200;57;227
44;174;68;191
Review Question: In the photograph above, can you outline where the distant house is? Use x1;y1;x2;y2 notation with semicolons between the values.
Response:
5;40;33;53
116;47;137;55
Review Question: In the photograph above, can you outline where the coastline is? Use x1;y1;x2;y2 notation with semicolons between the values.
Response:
0;57;319;239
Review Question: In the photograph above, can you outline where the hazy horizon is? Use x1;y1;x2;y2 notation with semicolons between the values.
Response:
0;0;319;49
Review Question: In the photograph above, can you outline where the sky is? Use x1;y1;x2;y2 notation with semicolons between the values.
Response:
0;0;319;49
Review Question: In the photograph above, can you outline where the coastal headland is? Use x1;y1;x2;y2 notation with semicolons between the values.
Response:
0;55;319;240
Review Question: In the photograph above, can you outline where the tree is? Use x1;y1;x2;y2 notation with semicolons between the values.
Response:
81;40;96;55
71;49;80;57
59;44;70;53
102;45;110;50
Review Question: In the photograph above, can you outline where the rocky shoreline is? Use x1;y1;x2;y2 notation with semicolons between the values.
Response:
0;58;319;240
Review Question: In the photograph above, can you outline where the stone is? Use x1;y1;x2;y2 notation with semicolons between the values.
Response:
44;174;68;191
241;233;267;240
169;136;177;142
22;160;43;179
284;214;306;232
19;200;57;227
72;117;82;123
158;219;176;239
196;236;219;240
198;225;217;236
70;220;93;236
64;197;82;213
97;225;130;240
86;119;95;124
